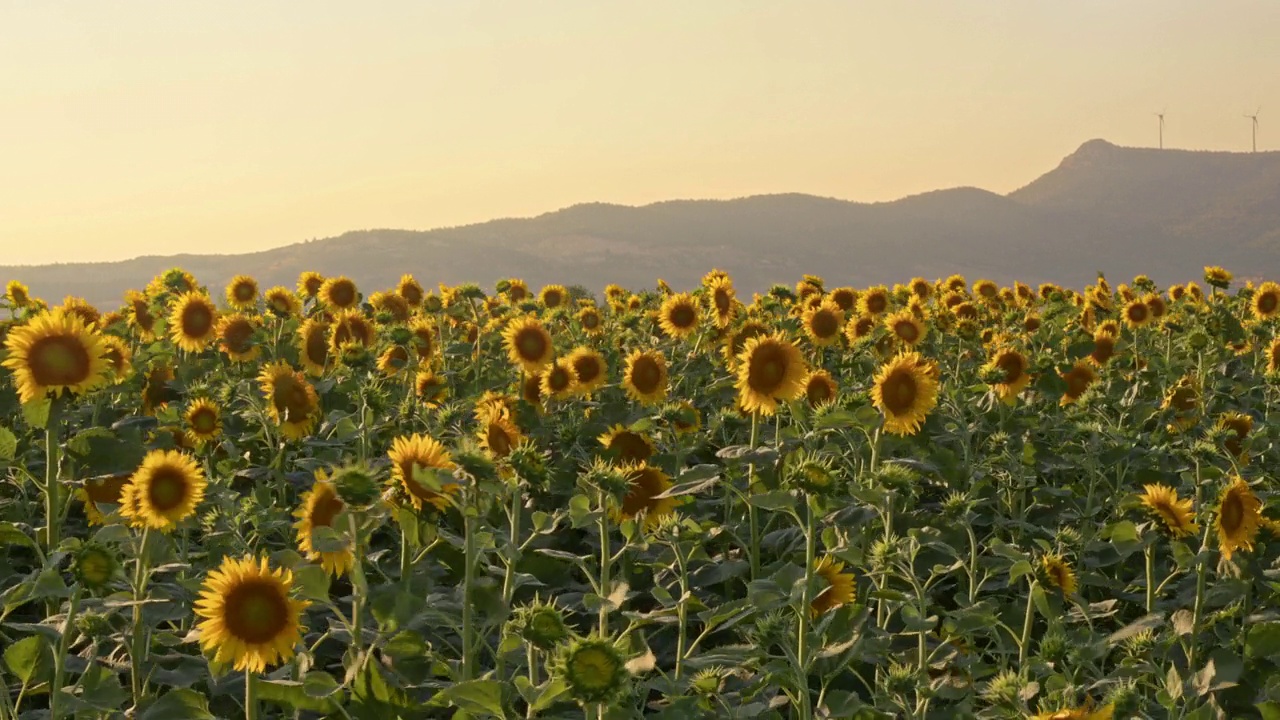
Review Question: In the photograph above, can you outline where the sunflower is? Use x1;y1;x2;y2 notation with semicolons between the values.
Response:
389;434;459;512
4;280;31;307
258;362;320;441
505;279;530;303
540;358;578;400
376;345;412;376
1138;484;1198;538
478;409;523;459
1122;299;1151;329
857;286;890;316
184;398;223;446
1143;293;1167;321
884;310;927;348
1;309;110;404
844;315;878;345
556;637;630;705
598;426;655;463
502;316;554;372
801;300;844;347
1059;361;1096;406
670;400;701;436
1162;375;1200;433
577;306;604;335
521;371;544;408
369;291;411;323
194;555;308;673
827;286;857;312
141;362;177;415
100;335;133;383
567;347;608;396
168;293;219;353
328;310;374;352
119;449;206;532
871;352;940;436
1031;702;1115;720
1268;339;1280;375
1086;331;1116;367
984;347;1030;405
1217;477;1262;560
658;293;700;339
706;276;737;328
216;313;260;363
319;276;359;309
722;321;768;368
397;274;424;306
1041;553;1077;595
295;319;331;376
531;284;564;309
803;370;838;408
225;275;259;310
735;333;807;415
972;279;998;301
1217;411;1253;460
77;472;132;526
293;477;352;577
264;286;301;317
124;290;158;340
1203;265;1233;289
810;556;856;617
1168;284;1186;302
58;296;100;327
617;463;676;527
1252;281;1280;320
414;368;448;407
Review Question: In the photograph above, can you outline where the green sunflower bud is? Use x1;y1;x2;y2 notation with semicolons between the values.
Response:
73;543;119;591
555;636;630;706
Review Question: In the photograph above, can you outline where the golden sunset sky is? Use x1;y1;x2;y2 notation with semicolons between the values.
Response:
3;1;1278;265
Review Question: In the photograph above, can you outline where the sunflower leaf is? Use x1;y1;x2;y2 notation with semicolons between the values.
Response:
138;688;215;720
0;425;16;463
438;678;508;717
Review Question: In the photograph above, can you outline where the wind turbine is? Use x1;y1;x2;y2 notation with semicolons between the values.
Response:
1245;107;1260;152
1155;109;1166;149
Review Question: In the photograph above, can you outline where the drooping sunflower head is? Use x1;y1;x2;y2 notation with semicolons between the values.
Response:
319;276;359;309
119;449;207;533
801;300;845;347
803;370;838;408
478;408;523;459
539;284;568;309
1217;411;1254;459
1060;361;1097;406
194;555;309;673
658;293;701;339
1217;477;1262;560
617;463;676;527
168;293;219;353
871;352;940;436
502;316;555;372
79;472;131;526
1252;281;1280;320
100;335;133;384
810;556;856;617
984;347;1030;405
294;319;331;376
376;345;413;377
598;425;655;464
397;274;425;306
184;398;223;446
567;347;607;396
369;291;411;324
1041;553;1077;596
293;478;352;577
225;275;259;310
257;361;320;441
734;333;807;416
388;433;458;512
142;362;178;415
414;368;448;407
1138;484;1198;538
1;309;110;404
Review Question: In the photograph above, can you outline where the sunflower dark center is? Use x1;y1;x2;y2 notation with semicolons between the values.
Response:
181;303;213;337
807;378;833;404
310;491;344;528
611;432;652;462
543;291;563;308
548;367;572;392
997;354;1024;383
191;408;218;433
306;329;328;366
29;335;92;386
1127;304;1148;322
714;290;731;313
894;320;918;342
1221;495;1243;533
669;304;696;329
1066;369;1092;396
866;295;887;314
223;580;290;644
328;282;356;307
881;370;917;415
621;468;665;517
223;321;254;353
582;313;600;329
747;345;788;393
1091;339;1114;364
630;358;660;393
573;357;601;385
487;424;513;456
1259;293;1278;314
810;311;839;338
517;330;548;360
148;468;188;512
831;291;855;310
234;284;255;302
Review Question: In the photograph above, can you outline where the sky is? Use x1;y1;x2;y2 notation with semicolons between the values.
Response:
2;1;1279;266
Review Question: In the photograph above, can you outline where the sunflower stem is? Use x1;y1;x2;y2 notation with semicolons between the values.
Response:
596;488;611;637
463;497;479;681
965;523;979;606
1144;543;1156;613
49;584;81;720
43;399;64;557
1017;579;1036;667
673;541;690;681
747;412;761;581
795;495;817;720
130;526;152;707
399;525;412;592
347;512;367;673
244;672;258;720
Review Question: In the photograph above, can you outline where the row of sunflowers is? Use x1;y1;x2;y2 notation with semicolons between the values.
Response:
1;264;1279;719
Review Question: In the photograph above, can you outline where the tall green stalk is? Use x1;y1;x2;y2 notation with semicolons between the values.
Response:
245;672;258;720
131;526;152;707
49;585;81;720
462;496;479;680
746;412;761;581
596;488;611;637
44;400;64;554
795;496;817;720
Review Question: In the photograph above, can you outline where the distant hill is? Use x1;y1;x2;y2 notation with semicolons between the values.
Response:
5;139;1280;308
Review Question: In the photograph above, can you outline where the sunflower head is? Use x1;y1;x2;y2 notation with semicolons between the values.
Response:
577;306;604;335
264;286;301;317
184;398;223;446
555;636;630;706
1;309;110;404
871;352;940;436
885;310;927;348
658;293;700;339
566;347;607;396
119;449;207;533
329;310;375;352
297;272;325;299
194;555;309;673
1041;553;1077;595
541;358;578;400
802;370;838;408
478;409;524;459
622;349;668;405
1138;484;1198;538
1203;265;1233;289
396;274;424;306
225;275;259;310
4;281;31;307
319;276;359;309
857;286;890;316
168;293;219;353
984;347;1030;405
1217;477;1262;560
293;477;352;577
706;277;737;327
801;300;845;347
1217;411;1254;459
216;313;260;363
810;556;856;617
537;284;567;309
1252;281;1280;320
258;362;320;441
511;597;571;651
1122;299;1151;328
1060;361;1097;406
73;543;120;591
735;333;807;416
616;462;676;527
502;316;555;372
389;433;459;512
598;426;655;464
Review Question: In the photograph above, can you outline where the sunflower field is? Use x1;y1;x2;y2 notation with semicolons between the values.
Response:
2;266;1280;720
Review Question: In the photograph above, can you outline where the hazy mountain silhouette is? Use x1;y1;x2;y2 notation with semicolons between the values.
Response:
5;139;1280;308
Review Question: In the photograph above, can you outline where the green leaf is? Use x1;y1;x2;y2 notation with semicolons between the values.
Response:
22;398;51;429
0;425;16;463
258;676;342;713
293;563;332;601
3;635;52;684
310;526;350;553
530;677;569;712
139;689;216;720
439;679;508;717
0;522;38;553
1258;702;1280;720
1008;560;1034;585
1248;623;1280;659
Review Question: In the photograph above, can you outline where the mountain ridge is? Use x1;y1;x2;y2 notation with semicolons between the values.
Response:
5;139;1280;306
